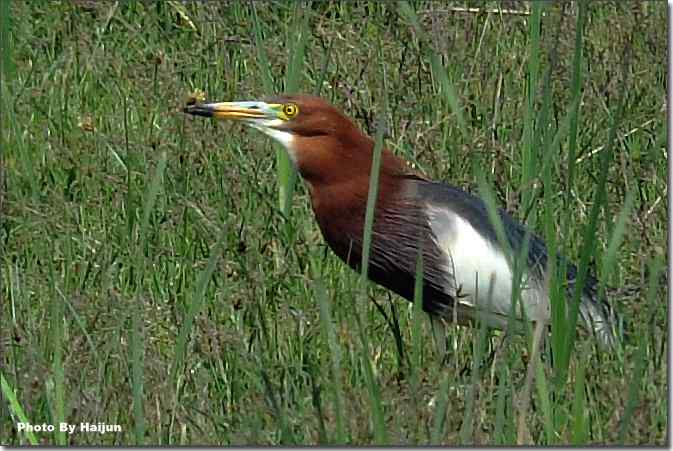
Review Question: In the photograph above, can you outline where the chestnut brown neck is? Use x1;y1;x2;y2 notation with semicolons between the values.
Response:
293;130;411;216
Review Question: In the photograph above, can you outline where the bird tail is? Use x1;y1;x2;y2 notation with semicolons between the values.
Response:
578;289;623;350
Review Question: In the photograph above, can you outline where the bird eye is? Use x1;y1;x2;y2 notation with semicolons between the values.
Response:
283;103;299;119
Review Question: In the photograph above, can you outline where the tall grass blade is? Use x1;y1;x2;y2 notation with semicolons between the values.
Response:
277;3;311;219
1;373;38;445
534;351;553;444
562;0;586;235
459;289;489;444
250;5;274;94
601;190;635;291
493;357;513;444
285;2;310;93
0;0;13;191
260;369;296;444
520;2;542;213
617;256;663;443
49;271;66;445
409;249;424;442
171;239;225;389
130;297;145;444
430;372;451;444
313;35;334;97
251;4;296;218
556;0;586;379
129;149;167;444
570;349;588;444
355;108;387;444
315;280;346;443
139;150;167;239
61;291;100;365
474;167;530;329
558;44;630;382
410;253;425;370
397;1;468;139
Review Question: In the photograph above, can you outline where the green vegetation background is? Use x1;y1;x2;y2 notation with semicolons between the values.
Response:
1;1;667;446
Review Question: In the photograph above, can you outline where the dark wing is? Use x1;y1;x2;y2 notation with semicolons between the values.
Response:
414;179;619;347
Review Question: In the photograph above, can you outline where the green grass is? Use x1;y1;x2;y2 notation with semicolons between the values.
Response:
1;1;667;445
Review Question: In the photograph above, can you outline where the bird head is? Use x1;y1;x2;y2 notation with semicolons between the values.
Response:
183;94;406;186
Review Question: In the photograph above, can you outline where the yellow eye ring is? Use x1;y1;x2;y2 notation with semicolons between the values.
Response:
283;103;299;118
